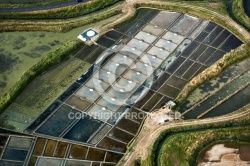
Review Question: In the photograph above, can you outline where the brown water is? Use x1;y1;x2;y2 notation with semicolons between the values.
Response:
0;14;120;98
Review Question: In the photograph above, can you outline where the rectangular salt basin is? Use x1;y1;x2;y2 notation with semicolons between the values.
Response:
35;104;78;137
93;68;117;84
110;44;125;52
131;61;154;75
65;160;91;166
162;31;185;44
142;24;165;36
174;39;192;55
75;85;100;102
119;45;143;59
63;115;103;142
158;83;181;98
87;104;114;122
147;45;172;59
115;77;139;92
158;54;177;71
126;20;147;37
2;148;28;161
106;85;132;101
154;68;167;80
102;60;127;76
123;69;147;84
108;127;134;143
134;31;158;43
127;38;150;52
107;105;130;124
96;94;123;111
89;124;112;144
7;136;32;150
126;86;149;105
150;11;181;29
110;53;134;67
170;14;201;36
189;20;209;40
140;53;163;68
66;95;92;112
84;77;110;93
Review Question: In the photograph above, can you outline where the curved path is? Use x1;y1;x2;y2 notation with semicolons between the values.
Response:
0;0;89;13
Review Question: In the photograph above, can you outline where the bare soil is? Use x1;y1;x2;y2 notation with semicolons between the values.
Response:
240;145;250;161
198;143;250;165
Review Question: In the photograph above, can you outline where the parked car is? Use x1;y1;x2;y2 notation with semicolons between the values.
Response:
76;0;83;2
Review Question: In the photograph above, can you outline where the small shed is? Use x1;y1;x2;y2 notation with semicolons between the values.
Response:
162;101;176;109
78;29;99;44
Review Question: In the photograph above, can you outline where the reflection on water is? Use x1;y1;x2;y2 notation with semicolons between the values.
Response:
0;15;120;97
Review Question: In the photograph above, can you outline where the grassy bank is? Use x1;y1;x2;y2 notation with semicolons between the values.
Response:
0;0;122;19
158;127;250;166
0;0;71;8
0;5;122;32
0;39;83;112
232;0;250;31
